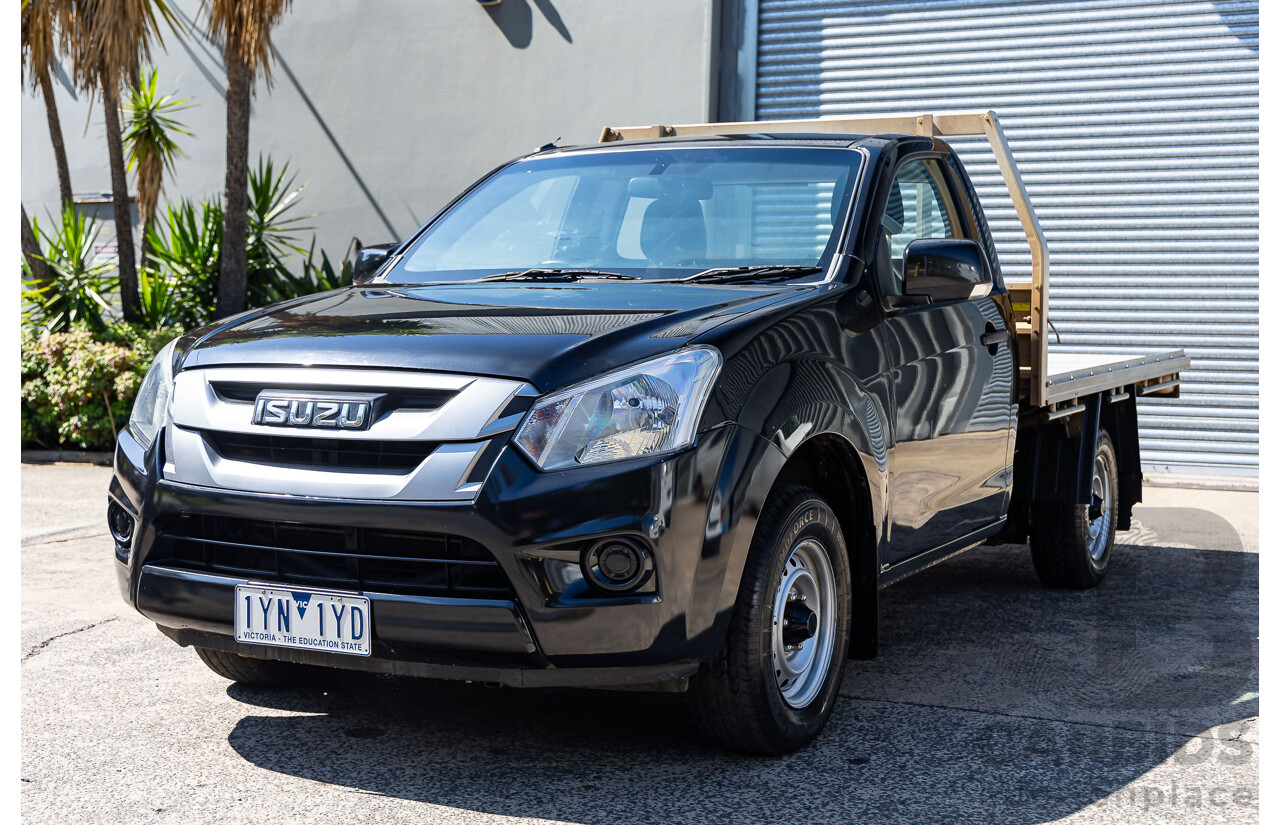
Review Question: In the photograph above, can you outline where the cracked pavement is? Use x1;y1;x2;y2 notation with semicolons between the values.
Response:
22;464;1258;824
22;617;119;662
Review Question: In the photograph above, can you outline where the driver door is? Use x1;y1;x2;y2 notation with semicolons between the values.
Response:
876;157;1016;566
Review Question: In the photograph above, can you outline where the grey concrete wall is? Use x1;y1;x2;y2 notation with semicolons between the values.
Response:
21;0;718;260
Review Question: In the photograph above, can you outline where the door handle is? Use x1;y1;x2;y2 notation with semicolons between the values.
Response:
884;294;932;309
981;323;1006;352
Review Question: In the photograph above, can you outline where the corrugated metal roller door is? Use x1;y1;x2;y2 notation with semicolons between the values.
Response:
753;0;1258;475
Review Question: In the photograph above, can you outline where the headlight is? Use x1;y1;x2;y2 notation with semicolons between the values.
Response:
127;340;177;450
514;347;722;471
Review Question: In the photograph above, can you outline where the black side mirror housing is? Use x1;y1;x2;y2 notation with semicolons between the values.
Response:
901;238;992;304
352;242;400;284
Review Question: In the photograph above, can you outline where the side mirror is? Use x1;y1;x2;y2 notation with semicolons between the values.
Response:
352;242;400;284
901;238;992;304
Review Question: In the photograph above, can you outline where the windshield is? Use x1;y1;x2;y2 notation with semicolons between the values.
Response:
382;146;862;284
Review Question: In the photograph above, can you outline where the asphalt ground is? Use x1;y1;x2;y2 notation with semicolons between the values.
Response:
21;464;1258;824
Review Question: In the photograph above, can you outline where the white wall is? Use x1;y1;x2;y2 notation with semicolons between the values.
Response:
21;0;718;257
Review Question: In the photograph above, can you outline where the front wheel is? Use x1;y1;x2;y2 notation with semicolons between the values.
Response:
1029;430;1119;589
687;485;851;754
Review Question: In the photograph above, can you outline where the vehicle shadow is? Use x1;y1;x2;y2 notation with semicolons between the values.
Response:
225;506;1257;824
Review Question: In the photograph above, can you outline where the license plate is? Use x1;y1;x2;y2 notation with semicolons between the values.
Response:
234;584;371;657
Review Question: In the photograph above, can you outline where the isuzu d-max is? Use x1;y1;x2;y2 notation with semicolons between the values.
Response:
109;111;1188;753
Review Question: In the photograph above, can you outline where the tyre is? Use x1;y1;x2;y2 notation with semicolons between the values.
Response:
1029;429;1119;589
194;646;306;687
688;485;852;755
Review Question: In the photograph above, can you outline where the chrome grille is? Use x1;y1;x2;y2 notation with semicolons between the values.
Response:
202;431;438;473
165;366;536;501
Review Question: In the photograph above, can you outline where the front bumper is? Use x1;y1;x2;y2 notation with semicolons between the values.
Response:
144;569;695;687
110;422;780;687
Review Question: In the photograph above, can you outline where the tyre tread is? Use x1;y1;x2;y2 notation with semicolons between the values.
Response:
1029;431;1117;590
194;646;302;686
688;485;848;754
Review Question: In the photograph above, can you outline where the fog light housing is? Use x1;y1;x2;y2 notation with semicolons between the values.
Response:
107;500;134;548
582;538;652;593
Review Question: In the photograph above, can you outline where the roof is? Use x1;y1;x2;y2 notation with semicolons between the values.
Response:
536;133;883;157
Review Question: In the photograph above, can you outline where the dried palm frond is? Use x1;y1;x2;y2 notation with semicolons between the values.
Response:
60;0;176;94
20;0;59;87
202;0;293;90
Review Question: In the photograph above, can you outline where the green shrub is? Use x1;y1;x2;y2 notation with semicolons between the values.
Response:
21;205;119;333
299;240;354;292
136;266;182;330
24;154;352;339
21;323;179;451
250;237;354;306
98;322;184;360
145;198;221;328
145;156;332;328
246;156;312;272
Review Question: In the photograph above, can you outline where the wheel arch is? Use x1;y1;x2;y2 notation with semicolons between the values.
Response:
769;432;881;659
703;351;891;661
712;419;886;663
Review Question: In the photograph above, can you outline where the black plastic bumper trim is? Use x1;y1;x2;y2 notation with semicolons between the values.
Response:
160;626;699;688
136;565;538;655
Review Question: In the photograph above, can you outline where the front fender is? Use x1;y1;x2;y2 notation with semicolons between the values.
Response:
751;359;889;534
699;358;891;655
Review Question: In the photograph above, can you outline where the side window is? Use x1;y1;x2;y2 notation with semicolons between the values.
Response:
878;158;964;292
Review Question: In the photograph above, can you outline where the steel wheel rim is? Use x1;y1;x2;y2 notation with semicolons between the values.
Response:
771;538;837;709
1087;452;1113;561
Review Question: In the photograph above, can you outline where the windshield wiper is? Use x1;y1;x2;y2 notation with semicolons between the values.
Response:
669;265;825;285
476;268;638;282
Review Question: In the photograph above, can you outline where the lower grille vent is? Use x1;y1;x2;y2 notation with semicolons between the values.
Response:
149;514;512;598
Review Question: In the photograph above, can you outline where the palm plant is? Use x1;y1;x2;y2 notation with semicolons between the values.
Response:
145;157;317;327
58;0;175;324
144;198;223;327
22;205;119;333
21;0;73;209
135;266;180;329
245;157;311;269
252;238;352;305
202;0;293;319
244;156;321;307
123;68;193;270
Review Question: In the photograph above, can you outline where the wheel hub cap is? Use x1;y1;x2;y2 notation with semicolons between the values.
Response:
781;602;818;646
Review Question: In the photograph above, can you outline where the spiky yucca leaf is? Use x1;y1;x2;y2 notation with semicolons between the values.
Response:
144;198;223;327
135;266;181;330
246;155;313;264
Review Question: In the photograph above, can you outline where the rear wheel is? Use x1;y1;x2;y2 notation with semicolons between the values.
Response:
1029;430;1119;589
194;646;306;686
687;485;851;754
